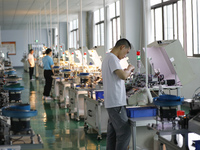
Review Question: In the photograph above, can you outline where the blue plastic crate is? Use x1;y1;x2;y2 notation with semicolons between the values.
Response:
126;107;157;118
95;91;104;100
194;140;200;149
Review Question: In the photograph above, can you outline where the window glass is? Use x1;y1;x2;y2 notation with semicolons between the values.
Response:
109;3;115;18
186;0;192;56
178;1;183;47
164;5;173;40
155;8;163;40
100;23;104;45
94;10;100;23
193;0;198;54
174;3;177;39
198;0;200;54
151;9;155;42
100;8;104;21
113;19;117;45
116;1;120;16
117;17;120;40
69;19;79;49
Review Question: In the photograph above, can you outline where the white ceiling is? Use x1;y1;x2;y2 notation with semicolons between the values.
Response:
0;0;117;30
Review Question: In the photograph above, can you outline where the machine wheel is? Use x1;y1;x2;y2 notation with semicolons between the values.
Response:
97;135;102;140
84;124;88;130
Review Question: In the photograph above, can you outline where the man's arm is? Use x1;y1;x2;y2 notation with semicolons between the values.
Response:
28;59;31;66
114;64;135;80
51;65;54;74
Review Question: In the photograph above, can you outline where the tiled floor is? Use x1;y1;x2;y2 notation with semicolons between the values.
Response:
16;67;106;150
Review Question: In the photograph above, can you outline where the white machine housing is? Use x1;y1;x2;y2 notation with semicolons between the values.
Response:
88;49;102;69
141;40;195;85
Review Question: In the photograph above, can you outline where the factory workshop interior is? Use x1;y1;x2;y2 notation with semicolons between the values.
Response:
2;0;200;149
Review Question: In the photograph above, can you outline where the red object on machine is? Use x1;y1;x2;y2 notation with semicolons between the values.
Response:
136;51;140;56
177;110;185;117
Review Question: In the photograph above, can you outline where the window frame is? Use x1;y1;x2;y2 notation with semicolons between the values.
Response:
151;0;200;57
69;19;79;49
110;1;120;47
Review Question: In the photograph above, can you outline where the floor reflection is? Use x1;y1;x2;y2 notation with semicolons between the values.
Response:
29;81;36;110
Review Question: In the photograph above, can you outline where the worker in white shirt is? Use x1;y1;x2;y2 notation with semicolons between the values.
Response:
28;49;36;80
102;38;135;150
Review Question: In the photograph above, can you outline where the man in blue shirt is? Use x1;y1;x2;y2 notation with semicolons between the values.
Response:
42;48;54;100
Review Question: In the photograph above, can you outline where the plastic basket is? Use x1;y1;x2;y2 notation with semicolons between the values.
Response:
126;107;157;118
95;91;104;100
194;140;200;149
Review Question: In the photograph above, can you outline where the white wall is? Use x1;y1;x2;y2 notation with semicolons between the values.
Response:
1;29;47;67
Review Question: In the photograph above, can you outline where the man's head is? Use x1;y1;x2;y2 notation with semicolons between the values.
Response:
46;48;52;55
30;49;34;54
112;38;131;60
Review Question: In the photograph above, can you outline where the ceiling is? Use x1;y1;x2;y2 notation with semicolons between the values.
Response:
0;0;116;30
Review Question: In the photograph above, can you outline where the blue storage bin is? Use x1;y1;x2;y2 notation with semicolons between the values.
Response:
53;66;59;68
194;140;200;149
95;91;104;100
126;107;157;118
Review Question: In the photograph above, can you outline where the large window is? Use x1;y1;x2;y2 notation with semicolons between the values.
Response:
69;19;79;49
109;1;120;47
151;0;200;57
94;8;104;46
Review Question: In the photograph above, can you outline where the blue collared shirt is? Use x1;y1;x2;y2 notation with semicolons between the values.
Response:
42;55;54;70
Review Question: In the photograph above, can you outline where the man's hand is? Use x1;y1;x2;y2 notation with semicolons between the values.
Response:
127;64;135;72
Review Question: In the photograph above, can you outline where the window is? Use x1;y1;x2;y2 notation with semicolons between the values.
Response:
69;19;79;49
94;8;104;46
109;1;120;47
151;0;200;57
190;0;200;56
151;0;180;42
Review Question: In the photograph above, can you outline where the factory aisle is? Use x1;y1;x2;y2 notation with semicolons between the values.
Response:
16;67;106;150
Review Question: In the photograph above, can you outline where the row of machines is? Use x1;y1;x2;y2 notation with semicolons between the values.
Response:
35;40;200;149
43;46;107;140
0;54;43;149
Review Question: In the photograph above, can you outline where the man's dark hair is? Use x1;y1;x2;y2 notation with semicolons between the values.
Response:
29;49;33;53
114;38;131;49
46;48;52;54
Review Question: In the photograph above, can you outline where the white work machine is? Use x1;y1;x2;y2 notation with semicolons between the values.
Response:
127;40;196;150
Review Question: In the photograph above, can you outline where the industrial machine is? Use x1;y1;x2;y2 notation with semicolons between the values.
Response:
0;104;42;149
88;49;102;71
0;58;43;149
125;40;199;150
84;90;108;140
136;40;198;150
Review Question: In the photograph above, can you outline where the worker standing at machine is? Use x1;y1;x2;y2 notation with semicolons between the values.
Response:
102;38;135;150
28;49;36;80
42;48;54;100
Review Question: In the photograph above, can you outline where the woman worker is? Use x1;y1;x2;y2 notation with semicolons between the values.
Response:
42;48;54;100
